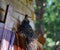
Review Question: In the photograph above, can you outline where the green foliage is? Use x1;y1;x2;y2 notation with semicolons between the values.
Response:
34;0;60;50
43;0;60;50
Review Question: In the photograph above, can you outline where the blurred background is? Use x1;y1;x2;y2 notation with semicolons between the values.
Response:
34;0;60;50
